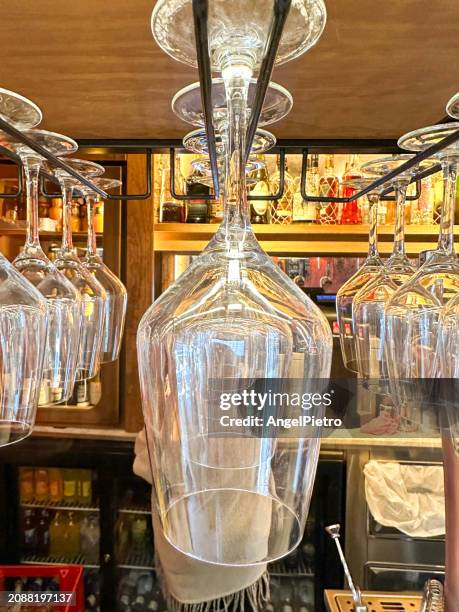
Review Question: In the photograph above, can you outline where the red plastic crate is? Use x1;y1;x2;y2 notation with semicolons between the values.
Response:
0;565;84;611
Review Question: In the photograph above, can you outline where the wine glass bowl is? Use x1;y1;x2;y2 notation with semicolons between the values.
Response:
152;0;327;70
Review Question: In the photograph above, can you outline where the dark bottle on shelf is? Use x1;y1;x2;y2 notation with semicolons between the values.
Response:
186;164;211;223
249;155;270;224
36;509;51;555
159;157;187;223
22;508;37;553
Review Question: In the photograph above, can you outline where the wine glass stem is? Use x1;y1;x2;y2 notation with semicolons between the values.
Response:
392;180;409;257
86;194;97;257
59;180;74;253
23;157;41;248
438;160;457;256
222;65;252;231
367;193;379;259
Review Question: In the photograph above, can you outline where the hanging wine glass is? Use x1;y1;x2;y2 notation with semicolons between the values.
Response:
385;123;459;409
139;2;331;566
0;129;82;405
183;126;276;156
76;176;127;363
335;178;386;373
152;0;327;69
352;156;436;380
45;159;107;382
0;88;47;445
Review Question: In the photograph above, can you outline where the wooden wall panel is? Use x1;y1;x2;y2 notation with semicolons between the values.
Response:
122;155;155;433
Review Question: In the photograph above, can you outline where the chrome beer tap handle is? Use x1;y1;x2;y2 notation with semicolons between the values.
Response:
325;524;368;612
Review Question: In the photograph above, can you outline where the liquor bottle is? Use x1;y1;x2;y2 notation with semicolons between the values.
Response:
49;468;63;503
94;200;104;233
48;198;63;231
340;154;362;224
249;156;270;224
34;468;49;503
159;157;186;223
22;508;37;553
19;467;35;503
131;516;148;557
36;509;51;555
49;512;64;557
270;157;294;224
318;154;339;224
70;200;81;232
186;163;210;223
80;514;100;564
89;372;102;405
76;379;90;407
78;470;92;504
62;469;78;504
64;511;80;557
296;153;319;223
115;512;131;561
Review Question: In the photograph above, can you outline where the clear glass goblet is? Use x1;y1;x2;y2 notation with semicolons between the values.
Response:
46;159;107;382
0;129;82;405
335;178;385;373
385;123;459;407
352;156;436;380
138;39;332;566
0;88;47;445
152;0;327;69
77;177;127;363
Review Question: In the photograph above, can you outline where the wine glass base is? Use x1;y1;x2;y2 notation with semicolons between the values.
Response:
447;93;459;120
398;122;459;157
0;129;78;160
0;420;33;447
0;88;42;130
151;0;327;69
172;79;292;128
183;127;276;155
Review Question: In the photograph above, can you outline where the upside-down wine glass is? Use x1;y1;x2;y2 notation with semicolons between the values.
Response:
77;176;127;363
0;130;83;406
352;155;436;380
140;0;331;566
0;88;48;445
385;123;459;410
335;178;385;373
48;159;107;382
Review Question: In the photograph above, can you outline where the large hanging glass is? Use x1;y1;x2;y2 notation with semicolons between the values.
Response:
0;88;48;445
138;0;331;565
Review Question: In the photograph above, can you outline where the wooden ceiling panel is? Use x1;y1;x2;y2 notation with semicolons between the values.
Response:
0;0;457;141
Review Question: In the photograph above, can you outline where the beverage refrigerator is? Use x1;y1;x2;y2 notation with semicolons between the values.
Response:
0;437;345;612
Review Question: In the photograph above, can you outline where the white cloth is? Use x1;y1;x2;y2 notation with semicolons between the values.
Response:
133;430;268;606
364;460;445;538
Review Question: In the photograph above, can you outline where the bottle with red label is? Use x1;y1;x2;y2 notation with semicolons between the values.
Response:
318;155;339;224
340;154;362;224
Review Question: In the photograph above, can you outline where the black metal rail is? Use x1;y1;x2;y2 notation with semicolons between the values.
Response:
170;146;286;201
0;116;107;198
192;0;220;198
245;0;292;161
